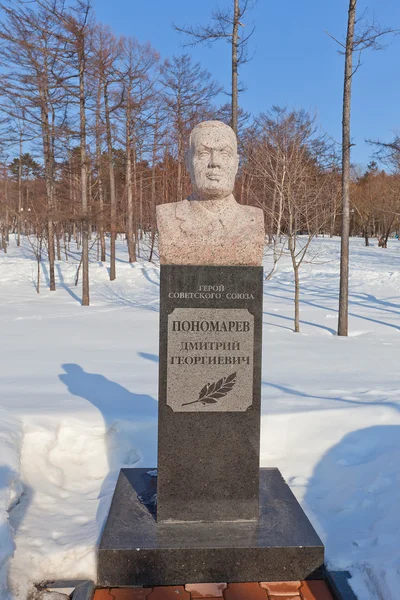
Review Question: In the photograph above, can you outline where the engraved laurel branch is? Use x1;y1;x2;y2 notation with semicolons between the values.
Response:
182;372;237;407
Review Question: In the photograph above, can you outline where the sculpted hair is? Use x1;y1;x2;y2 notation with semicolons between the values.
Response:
188;120;237;152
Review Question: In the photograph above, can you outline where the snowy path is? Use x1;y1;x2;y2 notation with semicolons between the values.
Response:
0;236;399;599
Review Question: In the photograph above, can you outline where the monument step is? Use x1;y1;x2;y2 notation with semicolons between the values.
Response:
98;468;324;587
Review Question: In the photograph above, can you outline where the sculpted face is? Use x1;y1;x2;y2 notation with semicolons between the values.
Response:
187;123;239;200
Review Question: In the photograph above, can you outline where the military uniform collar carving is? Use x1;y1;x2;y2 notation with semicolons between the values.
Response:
175;195;238;231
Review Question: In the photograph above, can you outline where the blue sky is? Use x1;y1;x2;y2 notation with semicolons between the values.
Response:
92;0;400;170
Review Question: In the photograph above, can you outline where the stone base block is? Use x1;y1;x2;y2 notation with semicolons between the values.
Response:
97;467;324;587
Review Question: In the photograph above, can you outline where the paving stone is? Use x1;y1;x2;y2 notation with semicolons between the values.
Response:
300;581;334;600
94;591;152;600
108;589;152;599
260;582;301;595
184;583;227;597
93;591;112;600
147;586;190;599
269;596;301;600
224;583;268;600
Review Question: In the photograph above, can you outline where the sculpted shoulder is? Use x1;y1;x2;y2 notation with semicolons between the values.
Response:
156;200;189;229
240;204;264;218
156;201;175;223
238;203;264;228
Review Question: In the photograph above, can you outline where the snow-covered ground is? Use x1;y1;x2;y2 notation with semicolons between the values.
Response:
1;235;400;600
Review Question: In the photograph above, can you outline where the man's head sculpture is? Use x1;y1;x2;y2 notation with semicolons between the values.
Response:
156;119;264;266
185;121;239;201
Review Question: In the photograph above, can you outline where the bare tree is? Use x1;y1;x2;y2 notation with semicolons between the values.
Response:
0;0;72;291
62;2;93;304
174;0;255;135
337;0;356;337
67;2;93;306
161;54;221;202
37;0;95;305
93;25;123;281
353;161;379;246
327;2;395;336
120;36;158;262
93;67;106;262
0;158;9;252
246;107;336;331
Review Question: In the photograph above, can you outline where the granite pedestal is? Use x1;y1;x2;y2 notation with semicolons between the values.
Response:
98;468;324;587
98;265;325;586
157;265;262;522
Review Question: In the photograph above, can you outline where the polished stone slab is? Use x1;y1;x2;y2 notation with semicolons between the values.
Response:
325;571;358;600
157;265;263;522
71;581;95;600
97;468;324;587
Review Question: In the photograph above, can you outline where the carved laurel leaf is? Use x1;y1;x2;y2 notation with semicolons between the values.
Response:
206;381;217;396
181;372;237;408
199;372;237;404
199;383;210;400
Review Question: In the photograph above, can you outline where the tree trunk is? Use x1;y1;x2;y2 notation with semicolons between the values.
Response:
133;142;140;258
80;37;89;306
149;229;156;263
36;238;42;294
231;0;239;135
104;80;116;280
125;96;136;263
39;50;56;292
95;79;106;263
56;226;62;260
268;185;276;244
383;218;394;247
330;205;336;237
177;126;183;202
338;0;356;337
47;216;56;290
288;227;300;333
150;113;158;257
364;225;369;246
17;132;22;247
294;266;300;333
42;111;56;291
139;165;143;251
3;163;8;252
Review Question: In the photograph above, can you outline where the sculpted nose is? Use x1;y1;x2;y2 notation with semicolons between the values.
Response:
208;150;220;168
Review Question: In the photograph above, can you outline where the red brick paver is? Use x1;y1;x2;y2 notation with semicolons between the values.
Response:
94;591;112;600
300;581;334;600
147;586;190;599
185;583;227;597
94;580;333;600
224;583;267;600
96;589;152;600
260;582;301;596
269;596;301;600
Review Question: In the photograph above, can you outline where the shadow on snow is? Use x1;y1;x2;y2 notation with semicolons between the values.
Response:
58;363;157;536
304;424;400;599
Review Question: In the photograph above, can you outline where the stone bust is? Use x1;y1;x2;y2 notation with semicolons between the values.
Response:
156;120;265;266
